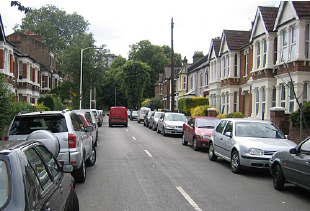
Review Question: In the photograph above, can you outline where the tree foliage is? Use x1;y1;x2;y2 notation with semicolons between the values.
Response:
162;45;183;67
20;4;89;51
122;61;151;109
11;1;32;14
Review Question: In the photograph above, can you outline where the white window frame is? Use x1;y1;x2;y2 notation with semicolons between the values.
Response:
290;26;296;59
205;68;209;86
272;87;276;107
282;30;288;61
306;24;310;59
18;61;23;80
256;88;259;115
289;82;295;112
262;87;266;115
263;40;267;67
280;84;286;108
257;42;261;69
234;54;238;77
227;56;230;77
42;75;45;88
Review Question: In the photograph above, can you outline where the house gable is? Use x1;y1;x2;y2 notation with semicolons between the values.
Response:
274;1;298;30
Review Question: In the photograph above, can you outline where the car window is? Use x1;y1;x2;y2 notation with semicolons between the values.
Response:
215;120;227;133
36;145;60;178
0;160;9;208
223;121;233;135
301;139;310;153
85;113;93;125
70;114;84;132
197;118;220;128
235;122;285;138
154;113;162;118
9;115;68;135
24;148;53;192
188;118;195;126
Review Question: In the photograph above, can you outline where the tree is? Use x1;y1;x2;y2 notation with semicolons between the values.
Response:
0;75;12;137
20;4;89;51
122;61;151;109
11;1;32;14
162;45;183;67
148;97;163;110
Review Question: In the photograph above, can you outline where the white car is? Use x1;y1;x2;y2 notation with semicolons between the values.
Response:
157;113;187;136
137;107;151;123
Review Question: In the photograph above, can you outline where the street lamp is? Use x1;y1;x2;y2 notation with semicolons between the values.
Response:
79;47;103;109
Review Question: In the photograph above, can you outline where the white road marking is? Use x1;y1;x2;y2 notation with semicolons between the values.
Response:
125;129;128;132
144;150;153;157
176;187;202;211
132;136;136;140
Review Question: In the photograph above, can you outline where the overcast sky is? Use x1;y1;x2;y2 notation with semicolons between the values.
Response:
1;0;280;62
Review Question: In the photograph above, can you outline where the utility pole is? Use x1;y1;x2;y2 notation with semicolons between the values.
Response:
171;17;175;112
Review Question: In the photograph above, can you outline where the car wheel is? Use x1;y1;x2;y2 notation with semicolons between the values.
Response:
94;137;97;147
143;121;146;126
192;137;198;151
152;123;156;131
208;141;217;161
86;145;96;166
67;188;79;211
182;134;188;145
157;125;160;133
231;150;242;174
73;159;86;183
162;127;166;136
273;164;285;190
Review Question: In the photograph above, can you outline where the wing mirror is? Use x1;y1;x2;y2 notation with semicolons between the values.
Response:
225;131;232;138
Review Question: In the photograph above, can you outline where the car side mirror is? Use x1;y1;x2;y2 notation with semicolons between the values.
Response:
285;135;289;139
289;148;297;154
190;124;194;128
62;164;73;173
225;131;232;138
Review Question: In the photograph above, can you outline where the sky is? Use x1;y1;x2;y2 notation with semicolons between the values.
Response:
1;0;280;62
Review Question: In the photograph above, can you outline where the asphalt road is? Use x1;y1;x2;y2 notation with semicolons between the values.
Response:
76;117;310;211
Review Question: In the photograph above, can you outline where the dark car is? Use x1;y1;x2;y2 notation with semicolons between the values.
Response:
270;136;310;191
143;111;154;127
0;140;79;210
182;116;220;151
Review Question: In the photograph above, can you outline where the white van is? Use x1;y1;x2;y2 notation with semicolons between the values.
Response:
137;107;151;123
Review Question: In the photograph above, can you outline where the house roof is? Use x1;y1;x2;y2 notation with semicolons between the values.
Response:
188;55;208;73
208;38;221;60
222;30;251;51
259;6;279;32
0;15;6;43
292;1;310;17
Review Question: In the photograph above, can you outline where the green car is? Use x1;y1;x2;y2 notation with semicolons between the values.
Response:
270;136;310;191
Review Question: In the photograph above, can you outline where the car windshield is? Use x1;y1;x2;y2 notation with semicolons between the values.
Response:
9;115;68;135
165;114;187;122
154;113;163;118
235;122;285;139
132;111;138;115
0;160;9;208
197;118;220;128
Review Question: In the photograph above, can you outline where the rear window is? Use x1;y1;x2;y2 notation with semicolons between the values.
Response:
9;115;68;135
0;160;9;209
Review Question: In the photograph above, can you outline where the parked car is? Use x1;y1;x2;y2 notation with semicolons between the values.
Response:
90;109;102;127
143;110;154;127
74;109;98;146
130;110;138;121
137;107;151;123
183;116;220;151
208;118;297;174
4;109;96;183
127;110;131;118
149;111;164;131
157;113;187;136
0;140;79;210
109;106;128;127
270;136;310;191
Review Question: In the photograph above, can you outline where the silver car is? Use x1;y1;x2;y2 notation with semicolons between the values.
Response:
149;111;164;131
157;113;187;136
208;118;296;174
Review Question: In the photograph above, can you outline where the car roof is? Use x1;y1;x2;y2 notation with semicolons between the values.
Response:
192;116;220;119
221;118;272;123
165;112;185;115
15;110;68;116
0;140;36;151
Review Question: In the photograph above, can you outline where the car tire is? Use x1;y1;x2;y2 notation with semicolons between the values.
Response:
125;122;128;127
273;164;285;190
73;159;86;183
208;141;217;161
192;137;198;151
162;127;166;136
86;145;96;166
67;188;79;211
157;126;160;133
152;124;156;131
182;134;188;145
231;150;242;174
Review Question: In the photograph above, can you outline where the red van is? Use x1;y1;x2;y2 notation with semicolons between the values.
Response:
109;107;128;127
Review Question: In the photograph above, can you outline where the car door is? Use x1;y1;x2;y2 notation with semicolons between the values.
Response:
35;144;71;210
185;118;195;144
221;121;234;159
157;114;164;131
285;138;310;189
24;146;63;211
212;120;228;156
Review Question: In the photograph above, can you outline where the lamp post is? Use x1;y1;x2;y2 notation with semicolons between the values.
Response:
79;47;102;109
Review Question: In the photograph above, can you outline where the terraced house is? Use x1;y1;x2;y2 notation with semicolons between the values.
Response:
176;1;310;121
0;15;62;104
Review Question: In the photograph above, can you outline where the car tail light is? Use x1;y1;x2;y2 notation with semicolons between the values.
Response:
3;137;9;141
68;133;76;148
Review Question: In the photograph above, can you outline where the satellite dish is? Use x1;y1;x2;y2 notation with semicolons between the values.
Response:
26;130;60;157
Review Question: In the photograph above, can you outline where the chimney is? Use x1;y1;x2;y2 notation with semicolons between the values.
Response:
192;51;204;63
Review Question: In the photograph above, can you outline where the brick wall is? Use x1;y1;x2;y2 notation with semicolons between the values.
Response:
270;107;290;135
289;122;310;144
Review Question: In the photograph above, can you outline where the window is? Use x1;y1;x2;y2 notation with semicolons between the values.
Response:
306;24;310;59
272;87;276;107
289;82;295;112
215;120;227;133
224;121;233;135
24;148;52;192
223;57;226;77
234;54;238;77
290;26;296;59
303;82;309;104
282;30;288;61
274;37;278;65
234;92;238;112
262;87;266;115
245;52;248;76
256;89;259;115
227;56;230;76
36;145;60;178
41;75;45;88
226;94;229;113
205;69;209;86
200;71;203;87
280;84;286;108
183;77;186;90
71;113;84;132
257;42;261;68
190;75;193;90
222;95;225;114
263;40;267;67
18;61;23;80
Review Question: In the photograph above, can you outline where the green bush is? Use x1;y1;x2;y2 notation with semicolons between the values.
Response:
290;101;310;127
190;105;219;117
38;94;65;111
217;112;244;119
182;97;209;116
178;98;185;113
36;102;50;111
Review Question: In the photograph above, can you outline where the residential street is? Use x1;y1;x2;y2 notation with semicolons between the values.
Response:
76;116;310;211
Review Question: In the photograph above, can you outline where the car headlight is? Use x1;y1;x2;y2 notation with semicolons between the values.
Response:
249;148;264;156
165;124;174;129
200;135;211;140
